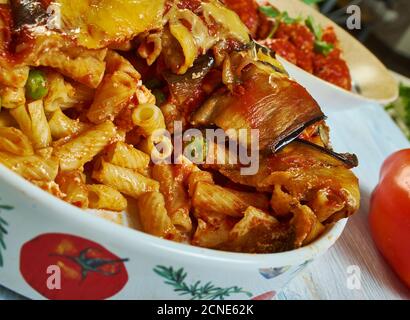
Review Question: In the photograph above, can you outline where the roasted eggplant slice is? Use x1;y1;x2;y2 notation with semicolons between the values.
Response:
192;61;325;152
9;0;48;30
295;139;359;168
164;54;215;107
215;140;360;223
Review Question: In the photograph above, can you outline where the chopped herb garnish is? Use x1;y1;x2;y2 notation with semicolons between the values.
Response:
303;0;325;5
259;6;280;19
385;83;410;140
314;40;334;55
305;15;323;40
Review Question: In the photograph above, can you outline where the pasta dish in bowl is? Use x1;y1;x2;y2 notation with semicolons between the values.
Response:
0;0;360;299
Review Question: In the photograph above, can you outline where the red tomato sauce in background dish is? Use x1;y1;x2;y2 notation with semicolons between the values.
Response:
223;0;352;91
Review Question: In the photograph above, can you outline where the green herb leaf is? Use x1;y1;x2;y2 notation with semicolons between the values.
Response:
303;0;325;5
281;11;297;25
154;265;253;300
314;40;334;55
305;15;323;40
259;6;280;18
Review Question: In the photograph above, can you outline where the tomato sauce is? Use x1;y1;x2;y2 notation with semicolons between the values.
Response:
223;0;352;91
262;23;352;91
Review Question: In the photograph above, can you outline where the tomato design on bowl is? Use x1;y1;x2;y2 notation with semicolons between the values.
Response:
20;233;129;300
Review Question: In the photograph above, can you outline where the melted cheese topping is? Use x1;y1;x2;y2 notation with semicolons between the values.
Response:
58;0;165;49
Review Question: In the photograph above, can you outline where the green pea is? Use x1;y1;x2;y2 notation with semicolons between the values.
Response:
25;70;48;100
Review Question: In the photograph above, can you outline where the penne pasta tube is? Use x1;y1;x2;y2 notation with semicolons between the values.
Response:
192;182;269;218
138;130;173;164
87;51;140;124
53;121;116;171
137;191;179;240
43;71;77;113
87;184;127;212
0;127;34;156
48;108;88;140
152;164;192;233
291;205;325;247
10;101;52;149
192;217;234;249
92;159;159;199
0;86;25;109
56;170;89;208
132;103;165;136
0;151;59;181
187;170;214;197
230;206;279;239
223;206;284;253
36;147;54;159
31;180;65;198
103;141;150;171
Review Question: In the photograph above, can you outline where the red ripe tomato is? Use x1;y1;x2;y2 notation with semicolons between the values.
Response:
20;233;129;300
369;150;410;288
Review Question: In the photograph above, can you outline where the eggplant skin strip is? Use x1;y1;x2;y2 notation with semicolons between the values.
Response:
193;64;325;152
9;0;48;30
295;139;359;168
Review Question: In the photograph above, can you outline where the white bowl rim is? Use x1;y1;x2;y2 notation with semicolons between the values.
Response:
277;56;398;106
0;164;347;267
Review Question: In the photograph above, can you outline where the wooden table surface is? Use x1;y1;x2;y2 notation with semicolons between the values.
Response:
1;102;410;300
279;102;410;300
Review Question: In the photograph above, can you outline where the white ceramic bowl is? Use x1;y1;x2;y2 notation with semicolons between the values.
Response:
0;164;347;300
267;0;399;113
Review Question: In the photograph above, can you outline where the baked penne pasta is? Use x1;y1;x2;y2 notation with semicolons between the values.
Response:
138;131;173;164
192;210;237;249
92;159;159;199
103;141;150;171
53;121;116;171
291;204;325;247
0;0;360;254
192;182;270;217
43;72;77;113
270;184;299;218
223;206;287;253
0;151;59;181
0;127;34;156
48;108;88;140
88;184;127;212
87;51;140;124
0;64;29;88
137;191;179;240
10;101;52;149
0;86;25;109
138;31;163;66
36;147;54;159
30;180;64;198
152;164;192;233
55;170;89;209
132;103;166;136
24;34;107;89
187;170;214;197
